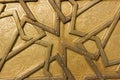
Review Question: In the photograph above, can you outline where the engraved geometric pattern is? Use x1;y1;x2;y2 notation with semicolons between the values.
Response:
0;0;120;80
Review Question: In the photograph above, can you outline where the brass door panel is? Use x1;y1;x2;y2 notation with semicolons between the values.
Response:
0;0;120;80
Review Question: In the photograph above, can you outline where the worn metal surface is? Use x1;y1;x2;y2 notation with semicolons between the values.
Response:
0;0;120;80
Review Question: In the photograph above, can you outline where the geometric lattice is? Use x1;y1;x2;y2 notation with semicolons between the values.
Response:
0;0;120;80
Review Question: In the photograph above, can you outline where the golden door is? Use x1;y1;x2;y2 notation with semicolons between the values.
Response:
0;0;120;80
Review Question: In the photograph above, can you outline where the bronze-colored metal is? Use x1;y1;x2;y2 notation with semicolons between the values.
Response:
18;0;36;21
48;0;68;23
49;0;101;24
75;17;113;44
35;40;53;79
0;0;38;3
0;0;120;80
0;10;32;41
0;11;46;71
67;0;101;22
84;73;120;80
0;9;33;71
14;53;74;80
76;4;120;67
0;0;37;22
0;77;64;80
23;16;60;36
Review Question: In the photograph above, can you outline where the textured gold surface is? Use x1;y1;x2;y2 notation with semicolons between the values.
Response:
0;0;120;80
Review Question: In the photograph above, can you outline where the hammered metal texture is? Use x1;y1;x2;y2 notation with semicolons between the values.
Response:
0;0;120;80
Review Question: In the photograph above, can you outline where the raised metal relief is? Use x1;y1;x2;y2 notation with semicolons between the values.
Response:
0;0;120;80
